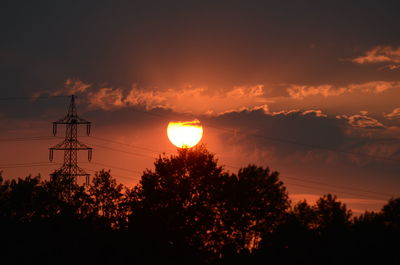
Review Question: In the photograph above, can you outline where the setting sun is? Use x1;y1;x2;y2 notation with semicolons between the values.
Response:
167;120;203;148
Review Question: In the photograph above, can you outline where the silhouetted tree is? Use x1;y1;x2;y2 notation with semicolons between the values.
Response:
350;198;400;265
314;194;352;233
0;175;42;222
37;174;91;220
382;197;400;229
88;169;127;228
222;165;289;255
128;145;228;263
128;145;289;263
2;153;399;265
292;200;317;228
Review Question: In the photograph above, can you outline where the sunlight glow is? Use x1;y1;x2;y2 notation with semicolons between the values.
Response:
167;120;203;148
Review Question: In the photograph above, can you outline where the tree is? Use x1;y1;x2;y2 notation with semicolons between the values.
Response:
128;145;227;262
128;145;289;262
292;200;317;229
38;174;91;220
382;197;400;229
0;175;42;223
88;170;127;228
314;194;352;233
222;165;289;254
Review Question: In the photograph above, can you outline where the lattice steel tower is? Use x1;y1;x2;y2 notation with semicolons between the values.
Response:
49;95;92;184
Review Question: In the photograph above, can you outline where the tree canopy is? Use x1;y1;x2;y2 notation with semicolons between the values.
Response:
0;147;399;265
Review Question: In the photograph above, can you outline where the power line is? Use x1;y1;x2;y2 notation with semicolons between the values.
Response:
0;162;54;166
90;136;163;154
77;151;394;201
282;175;393;198
284;181;388;201
0;136;55;142
0;132;394;200
0;95;69;101
85;135;397;199
86;142;157;159
0;105;396;200
127;107;400;163
84;168;141;182
0;162;62;169
203;123;400;163
216;164;393;200
221;163;393;198
82;161;142;174
1;107;399;163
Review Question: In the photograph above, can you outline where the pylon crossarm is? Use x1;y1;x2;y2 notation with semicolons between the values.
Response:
50;147;91;151
54;116;90;125
50;140;68;149
76;140;92;149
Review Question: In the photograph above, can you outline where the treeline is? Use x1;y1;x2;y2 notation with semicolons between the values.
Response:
0;146;399;265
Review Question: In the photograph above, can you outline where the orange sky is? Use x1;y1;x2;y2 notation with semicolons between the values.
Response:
1;1;400;214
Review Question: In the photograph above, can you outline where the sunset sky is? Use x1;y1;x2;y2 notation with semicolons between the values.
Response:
1;1;399;214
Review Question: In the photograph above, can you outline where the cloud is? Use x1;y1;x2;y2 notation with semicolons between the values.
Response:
385;107;400;120
347;81;400;94
55;78;91;95
78;83;271;115
33;79;400;120
381;64;400;71
352;46;400;70
87;87;125;110
285;81;400;100
302;109;327;118
32;78;91;99
208;107;400;169
209;108;348;165
352;46;400;64
337;113;385;129
286;84;346;99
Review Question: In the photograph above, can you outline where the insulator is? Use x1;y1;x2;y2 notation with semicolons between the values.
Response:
53;123;57;136
88;149;92;162
87;124;91;136
49;149;54;162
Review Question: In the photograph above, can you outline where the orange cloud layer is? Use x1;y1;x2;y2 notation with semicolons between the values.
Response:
287;81;400;99
86;84;271;114
336;113;385;129
385;107;400;120
352;46;400;64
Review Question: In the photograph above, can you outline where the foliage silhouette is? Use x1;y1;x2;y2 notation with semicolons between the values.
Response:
89;170;128;228
128;145;289;262
0;147;399;265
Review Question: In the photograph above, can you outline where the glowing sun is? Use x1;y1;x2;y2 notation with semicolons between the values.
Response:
167;120;203;148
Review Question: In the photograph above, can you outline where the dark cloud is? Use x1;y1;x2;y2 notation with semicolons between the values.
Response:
2;0;400;97
203;108;400;173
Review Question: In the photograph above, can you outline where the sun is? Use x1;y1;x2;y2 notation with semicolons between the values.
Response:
167;120;203;148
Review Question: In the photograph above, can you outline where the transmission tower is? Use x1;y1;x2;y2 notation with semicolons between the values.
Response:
49;95;92;185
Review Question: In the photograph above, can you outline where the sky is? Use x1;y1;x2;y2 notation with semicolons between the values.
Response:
1;0;400;214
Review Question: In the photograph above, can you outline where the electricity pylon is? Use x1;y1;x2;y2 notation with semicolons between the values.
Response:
49;95;92;185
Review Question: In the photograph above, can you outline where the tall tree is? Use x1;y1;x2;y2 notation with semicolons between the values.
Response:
314;194;352;233
222;165;289;253
88;170;127;228
129;145;289;261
